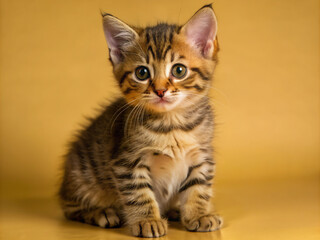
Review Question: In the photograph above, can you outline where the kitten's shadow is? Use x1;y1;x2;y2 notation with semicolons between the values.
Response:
4;197;129;237
168;220;222;240
167;220;185;230
4;197;61;220
7;197;224;239
58;218;131;238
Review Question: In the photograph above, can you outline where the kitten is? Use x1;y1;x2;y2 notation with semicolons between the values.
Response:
59;4;222;238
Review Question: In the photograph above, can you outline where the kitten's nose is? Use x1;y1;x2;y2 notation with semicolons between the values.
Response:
154;89;167;98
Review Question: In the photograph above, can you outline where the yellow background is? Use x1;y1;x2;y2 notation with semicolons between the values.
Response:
0;0;319;239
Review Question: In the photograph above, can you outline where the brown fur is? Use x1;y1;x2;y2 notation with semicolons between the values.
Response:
59;4;222;238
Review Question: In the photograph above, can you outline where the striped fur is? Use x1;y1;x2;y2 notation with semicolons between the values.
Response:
59;4;222;238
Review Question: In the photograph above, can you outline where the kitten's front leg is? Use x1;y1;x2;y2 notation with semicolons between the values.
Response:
112;156;167;238
179;156;222;232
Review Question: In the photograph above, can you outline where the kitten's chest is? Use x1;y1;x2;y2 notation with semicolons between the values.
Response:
145;131;201;212
148;130;199;159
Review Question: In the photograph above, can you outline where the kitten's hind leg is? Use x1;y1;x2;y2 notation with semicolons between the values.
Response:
62;203;121;228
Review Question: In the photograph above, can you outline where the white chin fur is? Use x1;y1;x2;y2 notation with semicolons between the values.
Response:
148;95;185;112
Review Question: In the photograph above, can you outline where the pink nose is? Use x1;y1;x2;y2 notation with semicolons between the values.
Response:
154;89;167;98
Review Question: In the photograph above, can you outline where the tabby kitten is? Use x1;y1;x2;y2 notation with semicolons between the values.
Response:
59;4;222;238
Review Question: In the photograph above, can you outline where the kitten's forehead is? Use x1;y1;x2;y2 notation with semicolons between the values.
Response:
144;23;179;41
142;23;180;61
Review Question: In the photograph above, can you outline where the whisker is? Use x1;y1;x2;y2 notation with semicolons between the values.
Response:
184;93;227;108
109;97;141;134
124;101;142;136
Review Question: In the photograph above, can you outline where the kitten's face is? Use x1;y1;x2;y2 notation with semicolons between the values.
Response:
103;6;218;113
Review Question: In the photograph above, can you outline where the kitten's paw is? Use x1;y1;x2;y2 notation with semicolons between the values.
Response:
183;214;222;232
130;218;167;238
95;208;121;228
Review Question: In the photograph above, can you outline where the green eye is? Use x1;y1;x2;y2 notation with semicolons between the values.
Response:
135;66;150;81
171;64;187;79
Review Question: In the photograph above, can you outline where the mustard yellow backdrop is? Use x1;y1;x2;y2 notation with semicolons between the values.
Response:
0;0;319;239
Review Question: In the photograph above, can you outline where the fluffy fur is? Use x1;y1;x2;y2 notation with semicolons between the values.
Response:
59;4;222;238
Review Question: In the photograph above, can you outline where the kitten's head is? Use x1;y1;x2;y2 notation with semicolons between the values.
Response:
102;4;218;113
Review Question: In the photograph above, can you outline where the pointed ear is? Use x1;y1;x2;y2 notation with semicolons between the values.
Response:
102;13;138;64
180;5;218;59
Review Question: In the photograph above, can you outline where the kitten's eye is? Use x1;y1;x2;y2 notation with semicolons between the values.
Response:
135;66;150;81
171;64;187;79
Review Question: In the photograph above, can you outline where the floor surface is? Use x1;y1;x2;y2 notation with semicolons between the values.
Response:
1;179;319;240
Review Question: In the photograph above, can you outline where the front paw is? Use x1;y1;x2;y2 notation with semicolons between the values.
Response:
130;218;167;238
183;214;222;232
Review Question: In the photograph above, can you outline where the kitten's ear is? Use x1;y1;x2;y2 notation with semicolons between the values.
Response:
102;13;138;64
180;4;218;58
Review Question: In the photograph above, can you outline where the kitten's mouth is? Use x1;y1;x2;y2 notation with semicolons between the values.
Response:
146;97;177;112
151;97;173;105
145;95;185;112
